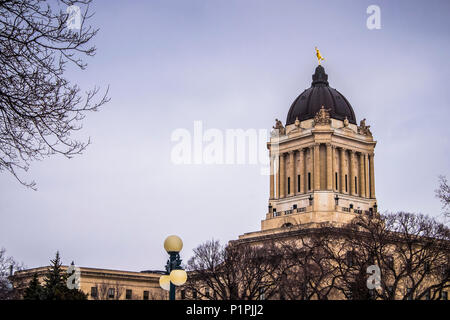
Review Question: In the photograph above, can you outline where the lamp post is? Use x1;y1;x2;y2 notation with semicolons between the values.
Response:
308;194;314;206
334;194;339;206
159;235;188;300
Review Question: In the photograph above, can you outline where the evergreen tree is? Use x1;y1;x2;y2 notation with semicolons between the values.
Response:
23;273;43;300
40;252;87;300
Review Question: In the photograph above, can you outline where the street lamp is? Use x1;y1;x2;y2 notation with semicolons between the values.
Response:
159;235;187;300
334;194;339;206
308;194;314;206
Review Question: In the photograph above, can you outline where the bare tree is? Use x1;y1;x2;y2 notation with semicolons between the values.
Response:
91;280;125;300
276;235;338;300
0;247;25;299
0;0;109;188
436;175;450;218
328;213;450;300
185;240;285;300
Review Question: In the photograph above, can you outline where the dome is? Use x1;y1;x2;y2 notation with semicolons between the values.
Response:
286;65;356;125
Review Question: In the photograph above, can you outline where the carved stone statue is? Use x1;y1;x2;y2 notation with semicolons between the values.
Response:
358;118;372;136
313;106;331;126
343;116;349;128
294;117;300;128
272;118;286;135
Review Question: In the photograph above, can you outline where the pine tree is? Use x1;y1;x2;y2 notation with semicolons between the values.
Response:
23;273;43;300
41;252;87;300
42;251;66;300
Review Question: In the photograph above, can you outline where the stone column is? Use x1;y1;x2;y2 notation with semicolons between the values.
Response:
299;148;305;194
313;143;320;191
365;153;370;199
289;151;295;196
270;154;275;199
349;150;356;195
326;143;332;190
280;152;286;198
339;148;345;193
275;154;280;199
369;153;376;198
359;153;366;198
332;146;336;191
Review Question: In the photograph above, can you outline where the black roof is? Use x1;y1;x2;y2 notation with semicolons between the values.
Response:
286;65;356;125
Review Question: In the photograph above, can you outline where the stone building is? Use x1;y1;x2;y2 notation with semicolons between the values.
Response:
13;266;167;300
241;64;378;240
13;63;449;300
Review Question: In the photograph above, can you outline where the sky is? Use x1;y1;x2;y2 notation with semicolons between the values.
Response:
1;0;450;271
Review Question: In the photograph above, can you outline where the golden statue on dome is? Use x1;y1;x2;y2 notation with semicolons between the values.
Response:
315;47;325;65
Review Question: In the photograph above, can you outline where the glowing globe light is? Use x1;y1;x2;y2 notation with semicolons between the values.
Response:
164;235;183;253
159;275;171;291
170;269;187;286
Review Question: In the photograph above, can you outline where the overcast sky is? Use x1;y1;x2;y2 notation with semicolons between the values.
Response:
1;0;450;271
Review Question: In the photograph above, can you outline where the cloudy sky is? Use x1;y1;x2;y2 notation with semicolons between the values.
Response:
1;0;449;271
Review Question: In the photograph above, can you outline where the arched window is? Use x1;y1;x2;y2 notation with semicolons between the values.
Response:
335;172;338;190
308;172;311;191
287;177;291;194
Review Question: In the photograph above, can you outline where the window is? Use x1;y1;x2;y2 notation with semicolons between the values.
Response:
308;172;311;191
143;291;149;300
386;286;394;297
126;289;132;300
443;291;448;300
386;256;394;269
345;175;348;192
293;204;297;210
346;252;354;267
349;203;354;209
355;177;357;194
297;175;300;192
287;177;291;194
181;290;185;300
259;288;265;300
335;172;338;190
406;288;413;300
90;287;98;299
108;288;115;299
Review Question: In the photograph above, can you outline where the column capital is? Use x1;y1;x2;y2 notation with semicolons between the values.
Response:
325;142;332;147
288;150;295;155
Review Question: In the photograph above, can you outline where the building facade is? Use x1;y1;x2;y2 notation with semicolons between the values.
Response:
13;266;167;300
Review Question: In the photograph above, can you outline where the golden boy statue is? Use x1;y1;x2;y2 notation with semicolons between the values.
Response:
315;47;325;65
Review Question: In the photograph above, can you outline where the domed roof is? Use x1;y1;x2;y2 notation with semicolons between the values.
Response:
286;65;356;125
